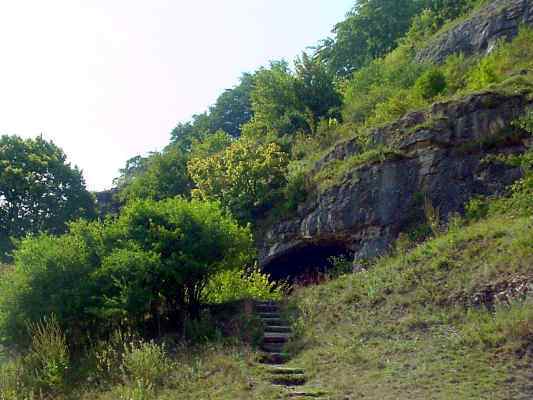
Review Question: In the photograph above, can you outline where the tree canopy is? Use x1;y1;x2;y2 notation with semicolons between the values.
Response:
188;139;289;222
0;135;95;258
0;198;253;345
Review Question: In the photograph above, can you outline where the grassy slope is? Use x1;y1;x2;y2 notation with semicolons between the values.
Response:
282;213;533;399
77;346;280;400
76;212;532;400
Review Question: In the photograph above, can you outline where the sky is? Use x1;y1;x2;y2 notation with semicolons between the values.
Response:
0;0;353;191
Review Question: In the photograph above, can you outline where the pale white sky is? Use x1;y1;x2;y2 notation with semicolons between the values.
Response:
0;0;353;191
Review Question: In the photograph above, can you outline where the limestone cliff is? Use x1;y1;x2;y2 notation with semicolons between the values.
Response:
416;0;533;64
259;87;533;274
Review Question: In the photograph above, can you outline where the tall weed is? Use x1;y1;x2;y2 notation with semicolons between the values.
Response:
25;316;69;394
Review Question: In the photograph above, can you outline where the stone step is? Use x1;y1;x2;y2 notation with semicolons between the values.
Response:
270;374;307;386
265;325;291;333
261;342;286;353
255;304;280;312
286;390;328;398
259;312;281;319
254;300;278;307
258;352;289;364
263;333;291;343
267;367;305;375
261;317;284;326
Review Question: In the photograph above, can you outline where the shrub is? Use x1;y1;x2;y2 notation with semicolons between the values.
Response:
282;163;308;214
513;110;533;135
466;55;501;91
327;256;353;279
0;198;254;348
0;223;102;348
465;197;490;221
0;358;28;400
202;268;283;304
414;68;447;99
466;28;533;92
342;47;426;125
121;340;172;387
25;316;70;394
183;311;222;344
441;53;473;94
92;330;137;384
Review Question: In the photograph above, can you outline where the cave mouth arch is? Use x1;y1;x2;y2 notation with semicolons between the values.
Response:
262;240;353;283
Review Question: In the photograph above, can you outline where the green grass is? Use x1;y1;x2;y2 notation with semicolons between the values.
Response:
311;146;404;192
282;213;533;399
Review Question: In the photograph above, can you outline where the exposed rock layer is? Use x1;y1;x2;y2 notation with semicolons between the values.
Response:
416;0;533;64
259;90;533;271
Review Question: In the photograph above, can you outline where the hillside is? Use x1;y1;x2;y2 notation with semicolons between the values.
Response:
1;0;533;399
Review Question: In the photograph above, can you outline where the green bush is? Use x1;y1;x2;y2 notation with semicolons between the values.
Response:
202;268;283;304
468;151;533;218
327;256;353;279
342;47;427;125
414;68;447;99
183;311;222;344
121;340;172;387
465;197;490;221
0;317;69;398
0;223;102;348
513;110;533;135
0;198;254;348
188;139;289;223
466;28;533;92
0;358;28;400
25;316;69;394
441;53;473;94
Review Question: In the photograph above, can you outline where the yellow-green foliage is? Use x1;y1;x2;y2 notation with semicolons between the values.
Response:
466;28;533;91
188;139;289;222
203;268;283;304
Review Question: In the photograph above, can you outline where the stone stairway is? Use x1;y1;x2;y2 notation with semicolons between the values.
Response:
255;301;327;399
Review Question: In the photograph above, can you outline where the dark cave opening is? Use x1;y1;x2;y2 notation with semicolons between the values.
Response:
262;241;353;283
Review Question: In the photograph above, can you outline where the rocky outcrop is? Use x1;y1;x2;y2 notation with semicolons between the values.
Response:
94;188;121;218
416;0;533;64
258;89;533;273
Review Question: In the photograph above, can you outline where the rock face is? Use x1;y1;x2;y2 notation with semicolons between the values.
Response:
258;90;533;273
94;189;121;218
416;0;533;64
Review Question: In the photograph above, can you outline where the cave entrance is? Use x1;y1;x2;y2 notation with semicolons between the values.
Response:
262;241;353;284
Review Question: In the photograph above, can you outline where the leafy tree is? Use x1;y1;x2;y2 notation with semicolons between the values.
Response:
243;61;309;138
0;198;253;346
118;145;192;203
0;135;95;258
190;130;233;160
169;73;254;148
188;139;289;222
169;114;211;152
316;0;424;77
294;52;343;123
112;155;150;188
208;73;255;138
111;199;253;319
0;220;105;346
